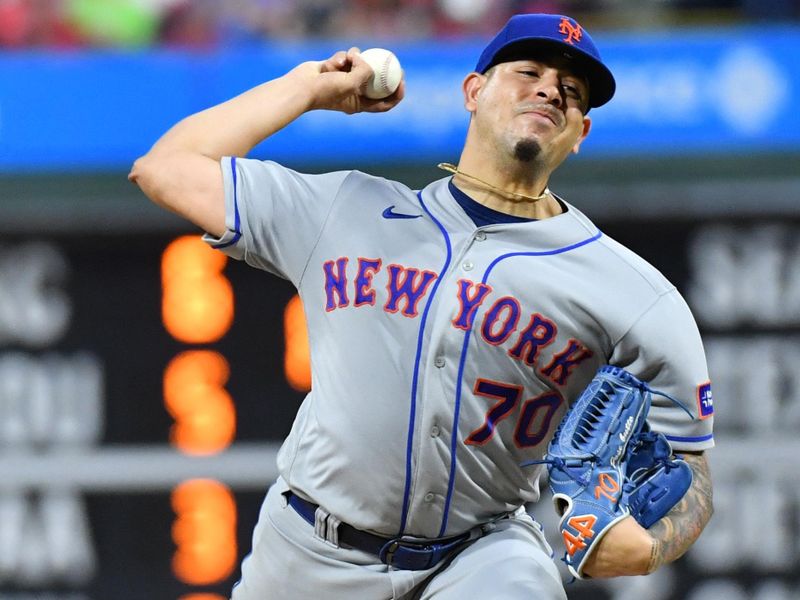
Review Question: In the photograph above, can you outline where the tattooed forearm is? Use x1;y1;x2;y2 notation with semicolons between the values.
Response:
647;451;713;572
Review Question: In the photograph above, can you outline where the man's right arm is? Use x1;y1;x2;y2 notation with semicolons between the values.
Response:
128;48;405;237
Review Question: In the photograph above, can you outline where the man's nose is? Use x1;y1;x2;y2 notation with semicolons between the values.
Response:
534;75;563;108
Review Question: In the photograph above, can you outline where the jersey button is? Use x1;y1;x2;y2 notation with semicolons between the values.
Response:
434;356;446;368
424;492;435;502
475;231;487;241
430;425;440;437
462;260;474;271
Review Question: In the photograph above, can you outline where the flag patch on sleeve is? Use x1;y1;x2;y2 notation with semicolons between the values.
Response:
696;382;714;419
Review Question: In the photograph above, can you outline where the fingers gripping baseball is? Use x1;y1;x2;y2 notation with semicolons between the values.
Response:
299;48;404;114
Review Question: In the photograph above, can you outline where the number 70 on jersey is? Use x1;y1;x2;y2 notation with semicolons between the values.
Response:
465;378;563;449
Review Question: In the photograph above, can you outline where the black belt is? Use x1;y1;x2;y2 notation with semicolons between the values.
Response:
285;491;479;571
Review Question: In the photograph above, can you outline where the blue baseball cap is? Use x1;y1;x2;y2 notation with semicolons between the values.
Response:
475;14;616;109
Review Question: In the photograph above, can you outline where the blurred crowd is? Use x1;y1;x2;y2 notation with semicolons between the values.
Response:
1;0;797;48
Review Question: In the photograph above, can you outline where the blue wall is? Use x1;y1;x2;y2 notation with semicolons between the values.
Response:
0;26;798;172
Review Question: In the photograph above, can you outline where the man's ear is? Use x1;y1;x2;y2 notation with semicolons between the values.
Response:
463;72;486;113
571;116;592;154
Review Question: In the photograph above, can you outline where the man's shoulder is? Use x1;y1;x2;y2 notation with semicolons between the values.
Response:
565;201;676;295
341;169;418;195
605;236;672;287
234;159;419;197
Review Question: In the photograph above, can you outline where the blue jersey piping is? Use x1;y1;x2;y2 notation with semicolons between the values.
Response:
212;156;243;249
665;433;714;443
398;190;452;535
438;230;603;536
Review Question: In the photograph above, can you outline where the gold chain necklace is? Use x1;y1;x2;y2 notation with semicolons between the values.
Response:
437;162;550;203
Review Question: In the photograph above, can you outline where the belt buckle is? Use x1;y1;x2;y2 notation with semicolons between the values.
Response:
379;537;419;565
378;538;402;566
379;534;469;571
378;536;435;570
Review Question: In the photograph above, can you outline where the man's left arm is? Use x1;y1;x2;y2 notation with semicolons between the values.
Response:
583;450;713;577
646;451;713;571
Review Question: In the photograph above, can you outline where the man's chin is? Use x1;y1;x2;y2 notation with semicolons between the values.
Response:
513;139;542;163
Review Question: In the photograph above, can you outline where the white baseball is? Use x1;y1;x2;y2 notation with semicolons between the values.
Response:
359;48;402;99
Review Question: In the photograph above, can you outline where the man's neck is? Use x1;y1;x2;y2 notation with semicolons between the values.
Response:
450;174;564;220
450;151;562;220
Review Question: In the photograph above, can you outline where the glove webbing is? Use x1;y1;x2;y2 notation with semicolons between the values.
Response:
520;386;690;473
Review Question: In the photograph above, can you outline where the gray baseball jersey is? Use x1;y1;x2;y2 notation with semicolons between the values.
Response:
204;157;714;540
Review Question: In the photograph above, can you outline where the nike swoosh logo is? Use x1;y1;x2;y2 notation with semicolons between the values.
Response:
382;205;422;220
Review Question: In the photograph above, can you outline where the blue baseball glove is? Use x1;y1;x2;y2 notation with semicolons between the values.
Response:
622;428;693;529
523;365;692;579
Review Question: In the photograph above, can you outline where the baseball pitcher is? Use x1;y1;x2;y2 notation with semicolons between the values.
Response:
131;13;714;600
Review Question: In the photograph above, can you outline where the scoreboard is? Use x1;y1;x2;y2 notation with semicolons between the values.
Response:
2;215;800;599
0;232;307;599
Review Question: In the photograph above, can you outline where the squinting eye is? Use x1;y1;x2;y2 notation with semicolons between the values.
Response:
522;70;540;78
564;85;581;99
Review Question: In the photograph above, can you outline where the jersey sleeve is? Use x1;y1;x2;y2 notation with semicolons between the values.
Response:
202;156;351;285
609;289;714;452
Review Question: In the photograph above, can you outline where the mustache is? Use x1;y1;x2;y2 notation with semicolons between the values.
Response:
516;103;564;126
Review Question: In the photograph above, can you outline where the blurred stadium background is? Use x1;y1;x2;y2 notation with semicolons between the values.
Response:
0;0;799;599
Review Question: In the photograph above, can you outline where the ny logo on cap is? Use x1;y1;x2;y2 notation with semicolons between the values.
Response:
558;17;583;45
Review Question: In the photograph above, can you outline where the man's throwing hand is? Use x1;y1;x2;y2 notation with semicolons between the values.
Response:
294;48;405;115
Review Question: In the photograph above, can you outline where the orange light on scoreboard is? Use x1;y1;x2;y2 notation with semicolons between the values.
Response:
162;235;234;344
162;236;238;590
284;294;311;392
161;241;315;592
164;350;236;455
171;480;237;586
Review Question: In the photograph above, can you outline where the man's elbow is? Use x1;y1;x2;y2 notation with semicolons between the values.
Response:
127;152;146;188
127;150;226;236
128;155;146;185
128;153;171;208
129;152;156;186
